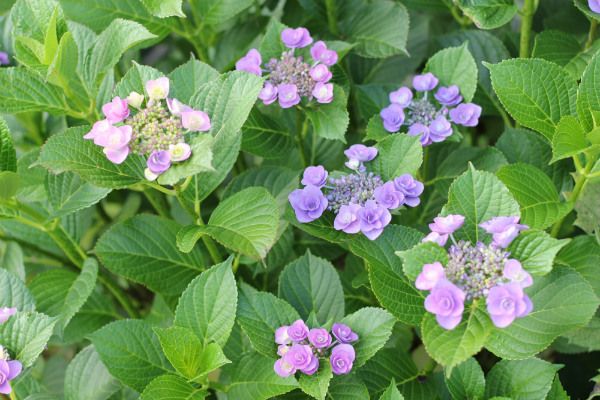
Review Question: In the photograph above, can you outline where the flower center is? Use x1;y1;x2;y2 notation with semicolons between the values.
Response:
326;172;383;213
127;102;184;155
406;97;438;126
266;51;315;97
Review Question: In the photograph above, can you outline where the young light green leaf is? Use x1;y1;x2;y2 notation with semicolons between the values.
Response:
379;379;404;400
278;251;345;324
141;0;184;18
484;358;561;400
168;58;219;104
0;117;16;172
63;345;120;400
157;134;214;186
237;283;300;357
0;311;57;367
174;257;237;347
45;172;111;219
496;163;571;229
532;30;581;67
444;357;485;400
226;352;298;400
114;62;163;98
371;134;423;180
397;241;448;282
258;18;287;61
487;59;577;140
0;269;35;311
456;0;517;29
442;165;520;243
95;214;205;296
140;374;207;400
555;235;600;296
341;0;409;58
39;126;145;189
299;362;333;400
425;42;478;102
177;187;278;260
485;267;599;359
508;230;569;276
341;307;395;368
306;86;350;143
551;115;590;162
90;319;173;392
0;171;19;200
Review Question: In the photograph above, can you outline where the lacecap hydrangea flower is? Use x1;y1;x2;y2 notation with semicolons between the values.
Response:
0;344;22;394
236;27;338;108
416;215;532;329
84;77;211;181
590;0;600;13
274;319;358;377
288;145;424;240
379;72;482;146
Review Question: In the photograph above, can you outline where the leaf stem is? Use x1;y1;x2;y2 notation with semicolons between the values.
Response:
325;0;340;35
195;204;223;265
586;20;598;50
143;189;171;218
519;0;537;58
295;111;309;167
145;181;178;196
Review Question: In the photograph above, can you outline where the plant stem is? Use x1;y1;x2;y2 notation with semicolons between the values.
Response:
195;206;223;265
586;20;598;50
145;181;178;196
295;112;309;167
519;0;537;58
98;275;139;318
325;0;339;35
143;189;171;218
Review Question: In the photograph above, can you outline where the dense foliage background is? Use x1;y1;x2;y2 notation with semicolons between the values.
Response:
0;0;599;399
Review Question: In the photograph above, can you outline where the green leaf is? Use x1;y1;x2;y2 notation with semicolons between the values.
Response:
0;269;35;311
90;319;172;392
508;230;569;276
114;62;163;98
379;379;404;400
87;19;156;85
39;126;145;189
141;0;184;17
445;357;485;400
442;165;520;243
0;117;16;172
226;352;298;399
193;0;253;26
0;171;19;200
0;242;25;281
155;326;230;381
278;251;345;324
237;283;300;357
359;351;418;397
397;241;448;282
55;258;98;335
551;115;590;162
168;58;219;104
484;267;599;359
556;235;600;296
45;172;111;219
455;0;516;29
64;345;120;400
484;359;561;400
532;30;581;67
258;19;287;62
0;311;57;367
242;110;296;159
174;257;237;347
157;134;214;186
95;215;205;296
328;375;370;399
496;163;571;229
299;362;333;400
578;42;600;132
487;59;577;140
422;303;492;370
0;67;68;114
341;307;395;368
371;134;423;180
425;42;478;102
140;374;207;400
574;180;600;234
341;0;409;58
305;86;350;142
177;187;278;260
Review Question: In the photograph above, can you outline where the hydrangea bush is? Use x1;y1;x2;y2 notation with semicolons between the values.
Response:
0;0;599;399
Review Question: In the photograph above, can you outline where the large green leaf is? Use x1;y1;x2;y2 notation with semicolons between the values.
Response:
305;86;350;143
551;115;590;162
45;172;111;219
328;375;370;399
63;345;120;400
226;352;298;400
397;241;448;282
444;357;485;400
236;283;300;357
167;58;219;104
140;374;207;400
0;117;16;172
574;180;600;234
90;319;172;392
173;257;237;347
577;51;600;131
484;359;561;400
442;165;520;243
0;268;35;311
39;126;145;189
487;59;577;140
532;30;581;67
341;0;409;58
0;241;25;281
507;230;569;276
192;0;253;26
299;362;333;400
370;134;423;181
359;351;419;397
157;134;214;186
242;110;296;160
114;62;163;98
496;163;571;229
456;0;517;29
425;42;478;102
421;302;492;370
340;307;395;368
95;214;205;296
484;267;599;359
0;67;68;114
278;251;344;324
141;0;184;17
0;311;57;367
177;187;279;260
555;235;600;296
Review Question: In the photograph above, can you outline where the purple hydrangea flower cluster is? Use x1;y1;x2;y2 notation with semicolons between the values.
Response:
83;77;211;181
379;72;482;146
417;215;533;329
236;27;338;107
288;145;424;240
274;320;358;377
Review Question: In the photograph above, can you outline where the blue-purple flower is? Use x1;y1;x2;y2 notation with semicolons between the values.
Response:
334;204;361;234
479;216;528;248
415;262;445;290
380;72;481;145
331;323;358;344
358;200;392;240
486;283;532;328
288;185;328;223
301;165;328;187
424;279;465;329
589;0;600;13
0;359;21;395
281;27;313;49
0;52;9;66
308;328;332;348
330;344;355;375
422;214;465;246
393;174;424;207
